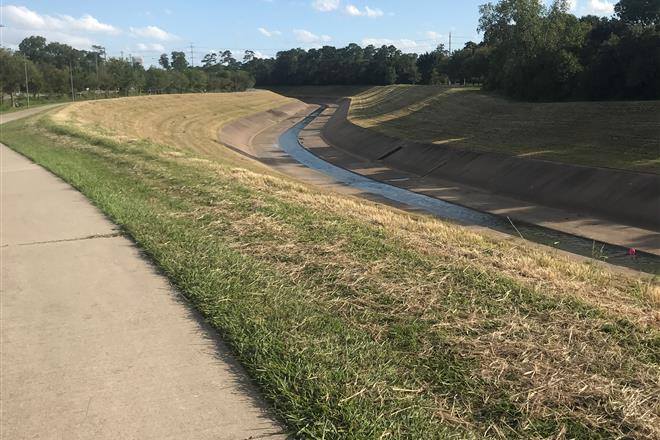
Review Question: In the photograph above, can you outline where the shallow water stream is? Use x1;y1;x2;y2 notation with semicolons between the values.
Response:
278;108;660;275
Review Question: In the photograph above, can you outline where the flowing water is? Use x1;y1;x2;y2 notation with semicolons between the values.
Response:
278;108;660;275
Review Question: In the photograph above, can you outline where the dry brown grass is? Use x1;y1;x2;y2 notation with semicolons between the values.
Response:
39;92;660;437
51;91;660;325
348;85;660;172
224;167;659;325
52;91;294;168
183;164;660;437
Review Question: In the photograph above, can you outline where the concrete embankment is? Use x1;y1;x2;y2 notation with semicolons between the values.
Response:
218;100;312;158
322;100;660;230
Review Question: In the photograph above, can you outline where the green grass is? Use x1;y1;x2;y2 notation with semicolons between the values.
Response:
346;85;660;173
2;112;658;439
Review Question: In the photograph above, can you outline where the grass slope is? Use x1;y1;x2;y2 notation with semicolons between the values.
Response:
346;85;660;173
51;91;295;166
1;93;659;439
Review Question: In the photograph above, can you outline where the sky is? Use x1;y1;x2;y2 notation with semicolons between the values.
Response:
0;0;616;65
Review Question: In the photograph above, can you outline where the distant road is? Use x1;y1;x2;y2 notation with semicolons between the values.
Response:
0;103;65;124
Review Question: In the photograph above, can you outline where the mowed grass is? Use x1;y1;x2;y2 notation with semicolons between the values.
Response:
52;91;295;166
2;93;659;439
347;85;660;173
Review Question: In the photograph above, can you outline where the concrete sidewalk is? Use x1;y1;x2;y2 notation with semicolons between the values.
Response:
1;115;284;438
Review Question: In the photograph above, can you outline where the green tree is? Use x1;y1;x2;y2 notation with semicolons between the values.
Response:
25;59;44;97
187;69;208;91
395;53;420;84
159;53;171;70
615;0;660;25
145;67;172;93
201;52;218;68
243;50;255;63
220;50;238;68
417;45;448;84
171;51;189;71
39;63;69;95
170;70;190;92
105;58;144;95
0;49;24;107
18;36;47;62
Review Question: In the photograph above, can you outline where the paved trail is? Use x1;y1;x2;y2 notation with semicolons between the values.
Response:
1;108;284;439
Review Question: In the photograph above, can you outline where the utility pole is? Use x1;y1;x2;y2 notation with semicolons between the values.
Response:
69;61;75;102
23;55;30;108
189;43;194;67
449;32;452;55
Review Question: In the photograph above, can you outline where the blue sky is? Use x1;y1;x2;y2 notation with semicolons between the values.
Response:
0;0;616;65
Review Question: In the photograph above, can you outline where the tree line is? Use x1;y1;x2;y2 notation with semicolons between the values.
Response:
0;36;255;108
1;0;657;106
245;0;658;100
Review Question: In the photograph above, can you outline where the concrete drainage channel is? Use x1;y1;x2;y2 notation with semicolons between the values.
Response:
279;108;660;275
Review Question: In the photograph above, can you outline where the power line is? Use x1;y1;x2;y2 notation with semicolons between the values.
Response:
104;34;481;65
69;61;75;102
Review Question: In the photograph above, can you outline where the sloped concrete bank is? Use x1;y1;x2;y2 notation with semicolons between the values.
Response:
322;100;660;230
218;100;312;158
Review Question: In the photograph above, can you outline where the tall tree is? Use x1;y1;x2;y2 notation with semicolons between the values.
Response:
0;49;24;106
201;52;218;68
220;50;238;68
417;45;449;84
171;51;189;71
243;50;255;63
18;36;47;62
615;0;660;25
158;53;171;70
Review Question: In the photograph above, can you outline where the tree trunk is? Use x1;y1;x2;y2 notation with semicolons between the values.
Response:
10;92;15;108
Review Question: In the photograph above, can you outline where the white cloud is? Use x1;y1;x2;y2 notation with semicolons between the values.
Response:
0;4;119;49
364;6;384;17
345;4;361;15
164;8;173;15
583;0;615;15
258;27;282;37
362;37;443;53
0;5;120;34
252;50;270;59
293;29;332;44
559;0;614;15
130;25;178;41
68;14;118;33
312;0;340;12
363;37;416;48
424;31;443;40
0;28;93;49
344;4;384;17
136;42;165;52
1;5;46;29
